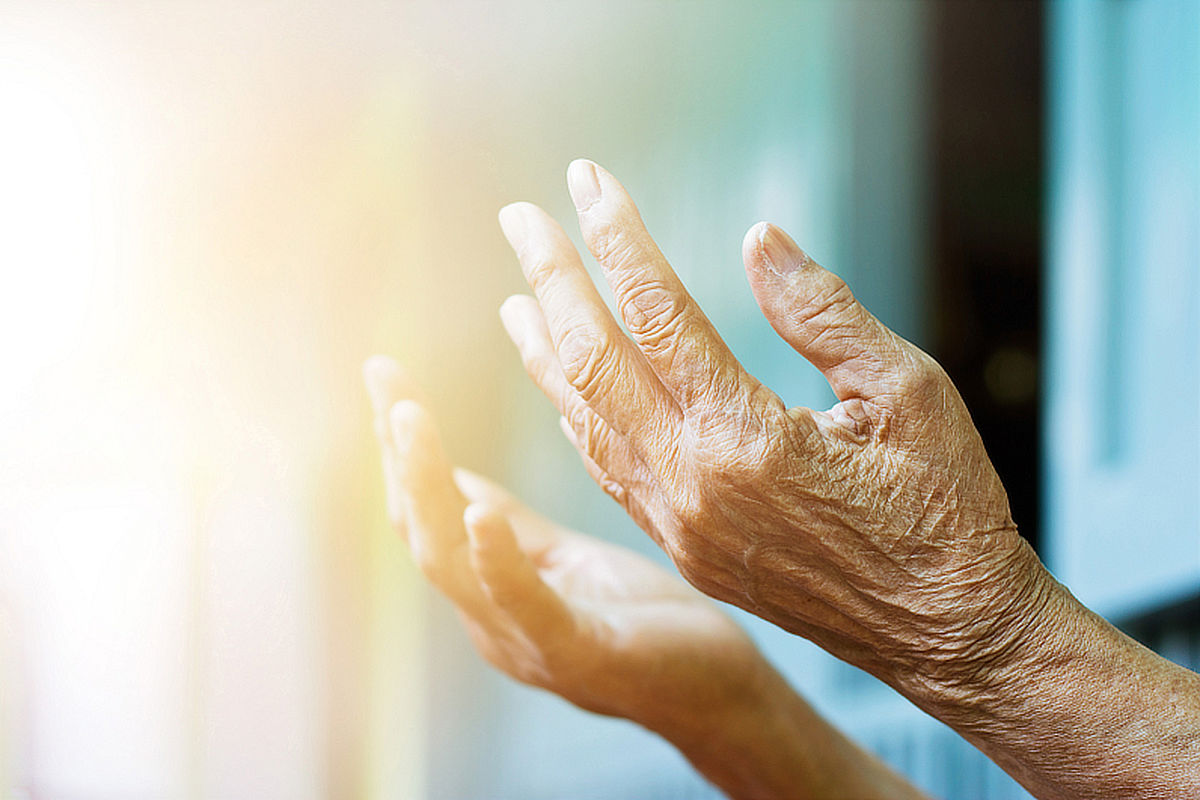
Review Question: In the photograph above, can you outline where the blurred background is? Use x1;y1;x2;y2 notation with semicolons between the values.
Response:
0;1;1195;798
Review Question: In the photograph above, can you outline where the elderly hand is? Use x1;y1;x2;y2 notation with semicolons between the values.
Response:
496;160;1055;706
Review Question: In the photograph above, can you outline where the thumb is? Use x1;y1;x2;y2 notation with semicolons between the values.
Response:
743;222;901;402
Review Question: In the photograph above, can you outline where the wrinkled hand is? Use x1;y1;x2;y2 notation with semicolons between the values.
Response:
363;356;770;736
496;160;1053;699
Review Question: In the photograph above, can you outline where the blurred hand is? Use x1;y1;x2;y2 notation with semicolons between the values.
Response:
496;160;1055;700
362;355;770;736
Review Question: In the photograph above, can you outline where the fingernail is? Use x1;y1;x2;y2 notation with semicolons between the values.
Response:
498;203;529;249
498;296;526;345
566;159;601;211
760;223;810;275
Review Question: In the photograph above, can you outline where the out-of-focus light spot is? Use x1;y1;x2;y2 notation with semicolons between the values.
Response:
983;346;1038;406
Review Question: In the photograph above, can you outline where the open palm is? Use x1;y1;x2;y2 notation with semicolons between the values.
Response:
365;355;767;734
455;469;766;729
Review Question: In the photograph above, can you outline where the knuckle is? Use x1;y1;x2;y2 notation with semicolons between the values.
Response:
521;250;557;290
716;442;770;488
559;329;621;402
688;419;777;492
684;570;723;601
897;353;947;398
563;402;593;443
671;482;712;528
618;279;688;347
669;541;720;598
567;405;607;462
598;473;628;506
665;533;698;574
674;552;703;587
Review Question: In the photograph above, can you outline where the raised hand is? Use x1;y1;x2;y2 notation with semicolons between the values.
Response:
496;160;1054;707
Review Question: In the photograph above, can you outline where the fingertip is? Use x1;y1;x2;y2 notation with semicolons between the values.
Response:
500;292;537;312
362;353;397;383
454;468;512;508
498;294;530;338
462;502;490;535
567;158;605;212
388;399;429;447
498;293;522;315
498;201;526;221
463;504;517;566
364;355;409;413
567;157;597;175
576;158;616;187
746;220;772;240
453;467;484;499
498;202;532;248
743;222;806;276
464;501;502;532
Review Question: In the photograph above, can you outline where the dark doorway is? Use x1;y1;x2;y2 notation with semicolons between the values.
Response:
928;1;1045;551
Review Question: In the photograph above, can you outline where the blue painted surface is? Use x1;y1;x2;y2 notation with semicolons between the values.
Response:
1045;0;1200;619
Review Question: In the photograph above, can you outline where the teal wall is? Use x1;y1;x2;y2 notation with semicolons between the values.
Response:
1045;0;1200;619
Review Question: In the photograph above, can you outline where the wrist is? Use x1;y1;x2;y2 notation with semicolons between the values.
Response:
889;530;1066;720
648;654;811;799
900;542;1200;798
644;648;785;763
655;657;927;800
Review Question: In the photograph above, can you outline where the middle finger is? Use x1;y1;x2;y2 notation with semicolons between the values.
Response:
499;201;682;471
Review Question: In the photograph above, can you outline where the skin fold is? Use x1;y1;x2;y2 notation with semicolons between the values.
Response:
367;160;1200;799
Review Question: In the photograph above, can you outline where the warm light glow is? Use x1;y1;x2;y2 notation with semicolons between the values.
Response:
0;38;111;391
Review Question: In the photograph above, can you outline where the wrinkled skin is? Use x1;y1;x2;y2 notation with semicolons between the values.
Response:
496;159;1052;699
363;356;771;734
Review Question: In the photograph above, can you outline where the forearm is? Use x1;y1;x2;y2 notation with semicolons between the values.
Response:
654;660;930;800
920;573;1200;799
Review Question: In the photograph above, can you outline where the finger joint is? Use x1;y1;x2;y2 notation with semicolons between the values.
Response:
618;279;689;350
559;329;622;403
